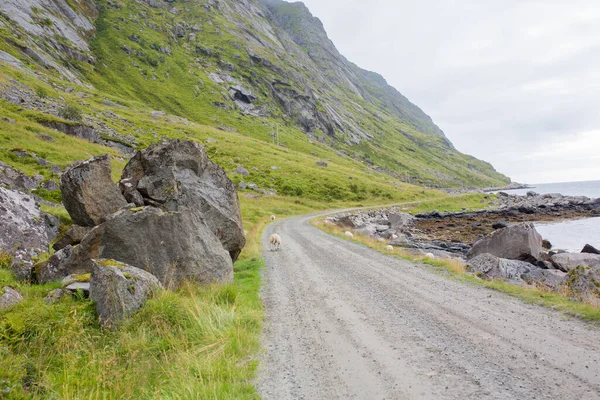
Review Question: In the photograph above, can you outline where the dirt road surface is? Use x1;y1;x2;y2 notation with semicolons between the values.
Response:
257;213;600;400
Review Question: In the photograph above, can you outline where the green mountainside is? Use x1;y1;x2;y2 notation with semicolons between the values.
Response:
0;0;509;196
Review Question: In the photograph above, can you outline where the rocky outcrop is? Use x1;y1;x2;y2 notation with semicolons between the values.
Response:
90;259;162;330
63;207;233;287
467;223;542;261
550;253;600;273
119;140;246;261
0;286;23;309
0;186;56;256
60;155;128;227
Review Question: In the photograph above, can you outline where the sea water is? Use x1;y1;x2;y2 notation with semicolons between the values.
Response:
501;180;600;252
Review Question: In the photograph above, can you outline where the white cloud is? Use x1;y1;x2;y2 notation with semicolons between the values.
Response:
300;0;600;183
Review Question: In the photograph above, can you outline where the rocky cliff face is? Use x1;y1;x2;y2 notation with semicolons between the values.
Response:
0;0;509;188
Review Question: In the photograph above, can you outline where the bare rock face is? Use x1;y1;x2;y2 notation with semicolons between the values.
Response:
52;225;93;251
550;253;600;273
60;155;128;227
90;259;163;330
0;187;55;256
467;223;543;261
36;245;76;284
119;140;246;261
0;286;23;309
63;207;233;288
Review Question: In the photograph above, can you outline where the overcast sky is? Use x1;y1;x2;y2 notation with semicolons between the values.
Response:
300;0;600;184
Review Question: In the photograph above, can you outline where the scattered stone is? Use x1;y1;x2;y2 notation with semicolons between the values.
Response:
90;259;162;329
10;252;35;282
316;161;328;167
234;165;250;176
238;182;247;190
36;133;55;142
492;220;509;230
44;289;66;304
467;223;543;261
0;286;23;309
36;246;75;284
61;155;128;227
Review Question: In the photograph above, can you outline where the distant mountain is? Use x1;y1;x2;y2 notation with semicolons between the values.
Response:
0;0;509;188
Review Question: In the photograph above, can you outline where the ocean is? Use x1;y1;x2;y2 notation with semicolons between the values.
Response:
501;180;600;252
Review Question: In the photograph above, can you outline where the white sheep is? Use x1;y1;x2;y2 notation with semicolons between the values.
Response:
270;215;276;221
269;233;281;251
344;231;354;238
386;245;394;252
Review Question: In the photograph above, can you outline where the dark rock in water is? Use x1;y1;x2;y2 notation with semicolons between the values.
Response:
467;223;543;261
542;239;552;250
0;187;55;257
61;155;128;227
119;140;245;262
467;253;535;281
52;225;93;251
90;259;162;330
492;220;509;230
581;244;600;255
550;253;600;272
0;286;23;309
62;207;233;288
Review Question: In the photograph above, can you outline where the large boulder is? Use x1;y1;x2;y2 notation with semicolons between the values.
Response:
467;223;543;261
550;253;600;272
521;268;566;290
581;244;600;255
0;286;23;309
467;253;535;281
61;155;128;227
0;187;56;256
62;207;233;288
119;140;245;261
90;259;163;329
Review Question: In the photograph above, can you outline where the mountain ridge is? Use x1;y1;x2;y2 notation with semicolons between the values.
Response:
0;0;510;189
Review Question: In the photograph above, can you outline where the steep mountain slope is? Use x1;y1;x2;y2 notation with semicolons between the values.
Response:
0;0;509;189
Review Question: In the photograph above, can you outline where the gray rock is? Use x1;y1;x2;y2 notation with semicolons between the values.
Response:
550;253;600;272
10;252;35;282
52;225;93;251
37;246;75;284
90;259;163;330
387;212;415;233
64;281;90;295
238;182;248;190
467;223;543;261
316;161;328;167
61;155;128;227
521;268;566;290
62;207;233;288
44;289;66;304
119;140;246;261
467;253;535;281
492;220;509;230
0;286;23;309
0;187;53;256
561;265;600;303
234;165;250;176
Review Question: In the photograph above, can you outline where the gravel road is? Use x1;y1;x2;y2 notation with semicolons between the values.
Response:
257;213;600;400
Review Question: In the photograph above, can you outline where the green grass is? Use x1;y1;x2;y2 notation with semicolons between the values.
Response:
314;214;600;324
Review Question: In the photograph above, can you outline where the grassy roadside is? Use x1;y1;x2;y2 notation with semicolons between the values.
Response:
0;194;407;399
313;213;600;325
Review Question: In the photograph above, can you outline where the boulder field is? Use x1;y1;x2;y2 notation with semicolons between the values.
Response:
1;139;246;326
